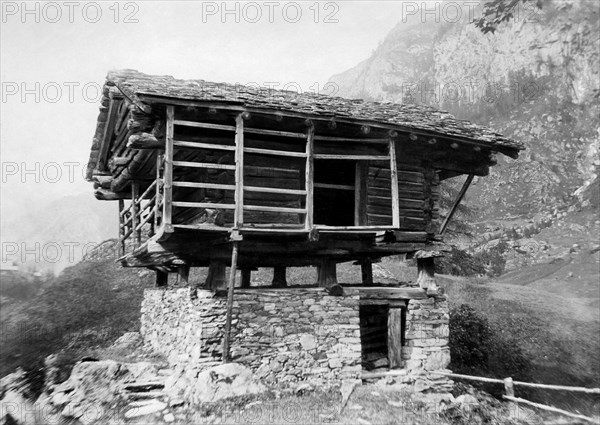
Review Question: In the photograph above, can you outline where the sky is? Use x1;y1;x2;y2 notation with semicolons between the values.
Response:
1;1;413;223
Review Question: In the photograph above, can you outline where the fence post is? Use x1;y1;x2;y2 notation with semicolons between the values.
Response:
504;377;516;418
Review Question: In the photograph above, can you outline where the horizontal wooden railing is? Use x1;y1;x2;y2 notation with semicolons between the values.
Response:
431;371;600;424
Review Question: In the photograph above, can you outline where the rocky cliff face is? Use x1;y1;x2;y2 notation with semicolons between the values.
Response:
329;1;599;219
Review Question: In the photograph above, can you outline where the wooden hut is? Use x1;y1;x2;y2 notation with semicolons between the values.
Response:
87;70;522;368
87;70;522;290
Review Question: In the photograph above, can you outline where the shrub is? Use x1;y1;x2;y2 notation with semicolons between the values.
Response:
449;304;532;387
435;247;486;276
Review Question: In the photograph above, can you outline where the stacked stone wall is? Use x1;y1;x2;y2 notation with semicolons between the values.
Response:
141;287;451;388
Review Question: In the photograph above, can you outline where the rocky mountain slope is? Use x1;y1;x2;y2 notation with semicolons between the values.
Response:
329;0;599;220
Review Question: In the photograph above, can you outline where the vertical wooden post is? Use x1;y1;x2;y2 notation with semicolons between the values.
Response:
504;377;516;416
354;162;368;226
240;269;251;288
154;153;163;231
178;264;190;286
163;106;174;229
317;260;337;288
361;260;373;285
272;267;287;287
305;123;314;231
416;256;437;292
118;199;125;257
205;261;227;290
132;181;141;246
156;270;168;287
388;307;403;369
222;241;239;363
234;114;244;228
388;136;400;228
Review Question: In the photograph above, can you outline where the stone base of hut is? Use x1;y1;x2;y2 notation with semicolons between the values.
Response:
140;286;451;390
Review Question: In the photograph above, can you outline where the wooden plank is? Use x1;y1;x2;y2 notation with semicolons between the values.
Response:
244;186;306;195
222;241;239;363
174;119;235;132
163;107;174;227
313;154;389;160
355;162;368;226
314;183;355;191
172;201;236;209
173;140;236;151
174;119;307;139
357;287;427;299
315;225;391;231
313;135;388;144
243;205;306;214
388;307;403;369
173;181;236;191
439;174;474;236
389;137;400;229
244;147;307;158
173;161;235;170
234;114;245;227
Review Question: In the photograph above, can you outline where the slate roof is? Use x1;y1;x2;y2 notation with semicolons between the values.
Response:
107;70;523;150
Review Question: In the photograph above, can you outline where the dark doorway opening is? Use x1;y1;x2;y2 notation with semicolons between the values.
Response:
359;304;389;370
314;160;356;226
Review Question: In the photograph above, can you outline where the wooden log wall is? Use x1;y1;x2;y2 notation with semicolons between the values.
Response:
170;127;305;227
366;154;433;232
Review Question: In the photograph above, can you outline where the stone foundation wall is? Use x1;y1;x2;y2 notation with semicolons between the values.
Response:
141;287;362;386
402;295;451;371
141;287;450;388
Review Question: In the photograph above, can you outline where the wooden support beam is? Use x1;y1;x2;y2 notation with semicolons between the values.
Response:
156;270;168;287
388;307;403;369
205;261;227;290
355;162;368;226
272;267;287;287
178;264;190;285
163;106;174;227
240;269;251;288
361;260;373;285
317;260;337;288
222;241;239;363
416;257;437;293
234;114;244;228
305;123;315;231
389;137;400;228
439;174;474;236
154;154;162;231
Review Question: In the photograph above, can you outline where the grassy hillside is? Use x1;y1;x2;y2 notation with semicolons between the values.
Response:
0;250;152;378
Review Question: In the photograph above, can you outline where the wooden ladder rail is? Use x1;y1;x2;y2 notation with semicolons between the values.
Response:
163;106;175;231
